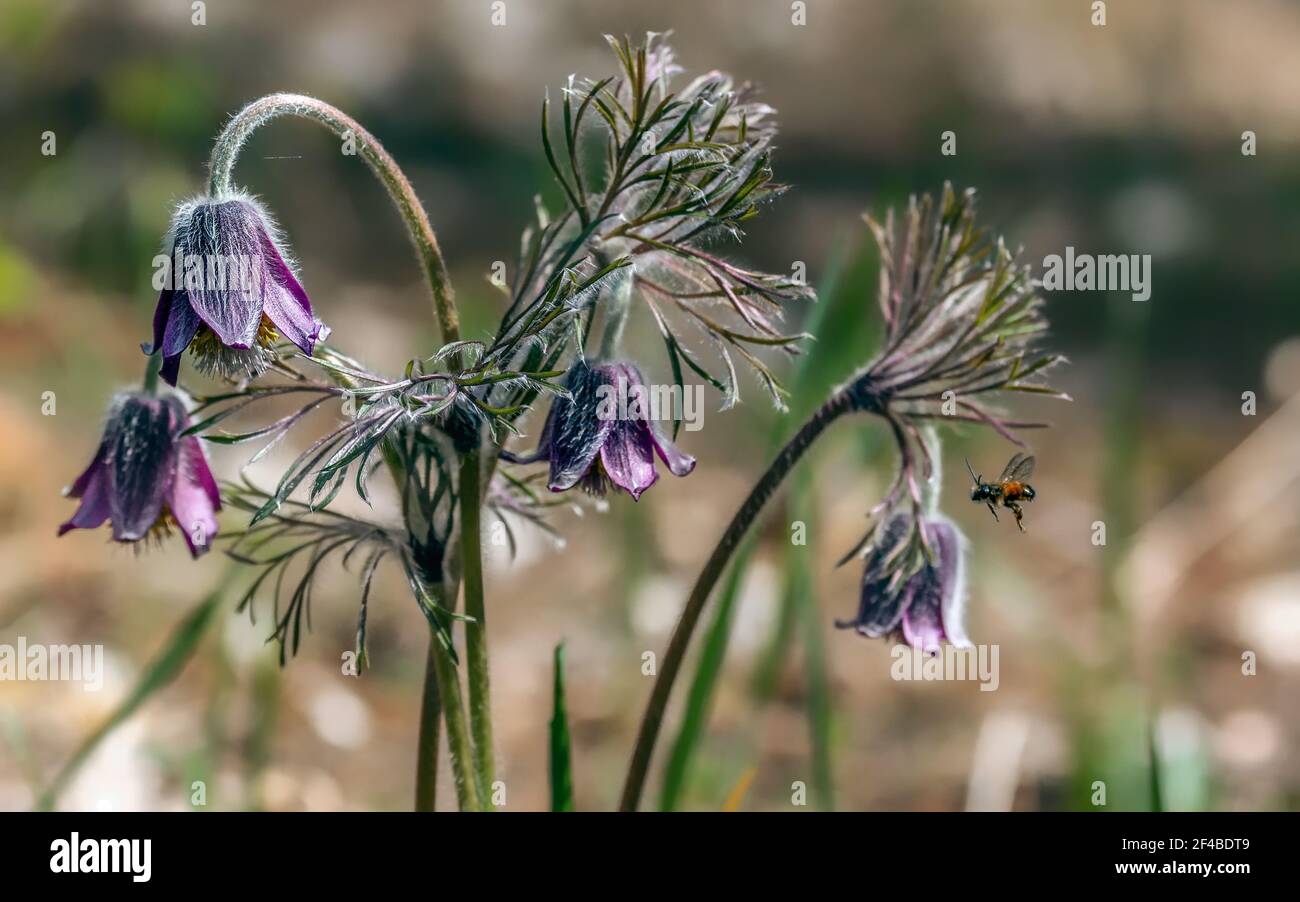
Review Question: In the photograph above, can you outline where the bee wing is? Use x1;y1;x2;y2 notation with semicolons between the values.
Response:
1004;454;1035;482
998;452;1026;482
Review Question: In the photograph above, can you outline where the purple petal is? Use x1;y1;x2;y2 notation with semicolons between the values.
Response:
650;426;696;477
931;518;970;647
617;361;695;478
257;228;320;354
161;292;203;358
175;200;268;348
600;418;659;500
145;288;173;356
105;397;177;541
835;515;913;636
844;572;916;638
169;435;220;557
901;587;945;655
66;440;107;499
58;458;111;536
145;288;201;387
901;519;968;653
547;361;615;492
262;281;318;354
615;360;649;389
159;352;183;387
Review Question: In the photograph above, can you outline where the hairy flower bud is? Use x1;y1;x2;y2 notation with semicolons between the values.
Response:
836;514;969;654
145;192;328;385
59;393;221;557
507;358;695;500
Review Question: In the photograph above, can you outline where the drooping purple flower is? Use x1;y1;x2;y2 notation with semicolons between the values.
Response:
59;393;221;557
836;514;970;654
144;192;328;386
507;358;695;501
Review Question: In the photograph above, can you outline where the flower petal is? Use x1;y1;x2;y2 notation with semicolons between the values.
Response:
161;292;203;358
901;583;946;655
65;440;108;499
931;518;970;648
159;352;184;388
901;519;968;653
848;573;916;639
145;288;173;356
169;435;220;557
615;361;695;478
146;288;202;387
547;361;615;492
600;418;659;500
650;425;696;477
58;459;111;536
835;515;913;636
105;396;177;541
257;228;321;354
173;199;268;348
262;282;319;354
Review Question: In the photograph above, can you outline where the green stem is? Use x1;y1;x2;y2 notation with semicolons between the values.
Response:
459;449;495;805
142;351;162;395
381;444;447;812
414;640;443;811
428;628;481;812
206;93;461;346
619;387;855;811
383;439;475;811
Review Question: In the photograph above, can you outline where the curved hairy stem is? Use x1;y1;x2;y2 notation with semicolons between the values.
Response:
619;387;858;811
207;93;460;346
208;94;481;808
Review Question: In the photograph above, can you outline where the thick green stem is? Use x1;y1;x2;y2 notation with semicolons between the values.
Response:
206;93;460;346
414;640;443;811
429;629;481;812
458;449;495;805
619;388;855;811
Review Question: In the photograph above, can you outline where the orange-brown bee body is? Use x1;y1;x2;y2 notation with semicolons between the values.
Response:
1000;480;1035;503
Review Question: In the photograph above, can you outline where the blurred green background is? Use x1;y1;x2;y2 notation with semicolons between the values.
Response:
1;0;1298;811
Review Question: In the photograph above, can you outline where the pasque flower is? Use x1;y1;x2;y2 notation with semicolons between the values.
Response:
59;393;221;557
145;192;328;386
835;514;969;654
507;358;695;500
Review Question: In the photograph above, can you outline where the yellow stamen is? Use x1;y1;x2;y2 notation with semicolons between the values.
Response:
188;315;281;380
190;315;280;356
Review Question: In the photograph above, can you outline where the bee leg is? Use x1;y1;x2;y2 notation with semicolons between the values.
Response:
985;501;999;522
1007;501;1025;532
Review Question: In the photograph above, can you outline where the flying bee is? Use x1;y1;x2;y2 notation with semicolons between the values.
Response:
966;452;1037;533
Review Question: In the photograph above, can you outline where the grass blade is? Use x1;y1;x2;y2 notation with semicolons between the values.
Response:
549;642;574;812
36;585;225;810
658;546;748;811
791;466;835;810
